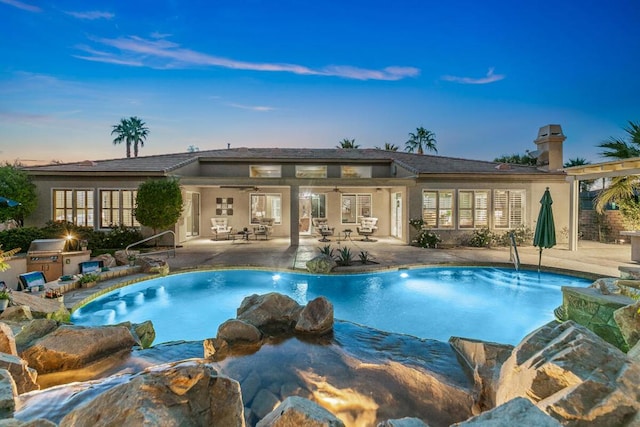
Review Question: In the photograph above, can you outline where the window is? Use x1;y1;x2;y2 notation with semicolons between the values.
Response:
250;165;281;178
100;190;139;228
53;189;94;227
296;165;327;178
422;190;454;228
458;191;489;229
251;193;281;224
341;194;372;224
341;166;372;178
493;190;525;229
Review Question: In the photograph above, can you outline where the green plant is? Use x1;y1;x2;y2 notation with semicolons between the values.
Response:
358;251;375;264
409;217;425;230
0;246;20;272
0;227;45;254
78;272;101;285
412;229;441;248
468;227;495;247
318;245;334;257
0;163;38;226
335;247;353;266
0;288;11;300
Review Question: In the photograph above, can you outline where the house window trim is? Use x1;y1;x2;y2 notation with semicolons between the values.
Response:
99;188;140;229
52;188;95;227
422;190;455;229
250;193;282;225
458;189;490;229
295;165;327;178
340;165;372;179
249;165;282;178
492;189;526;230
341;193;373;224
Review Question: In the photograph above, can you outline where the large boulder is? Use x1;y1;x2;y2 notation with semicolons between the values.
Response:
218;319;262;344
257;396;345;427
452;397;561;426
117;321;156;349
306;254;336;274
0;368;18;418
14;319;59;354
0;306;33;322
449;336;513;413
0;323;17;356
496;320;640;426
0;353;38;394
20;325;136;373
6;293;69;323
237;293;303;334
92;253;116;268
377;418;429;427
613;300;640;350
295;297;334;335
59;360;244;427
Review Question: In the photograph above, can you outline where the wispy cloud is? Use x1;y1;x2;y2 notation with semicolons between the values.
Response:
441;67;505;84
76;35;420;81
0;0;41;12
65;10;114;20
228;103;276;112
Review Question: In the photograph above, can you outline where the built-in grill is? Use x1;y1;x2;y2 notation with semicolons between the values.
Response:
26;239;67;282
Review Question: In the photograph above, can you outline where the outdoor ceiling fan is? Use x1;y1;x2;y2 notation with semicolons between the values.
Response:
220;185;259;192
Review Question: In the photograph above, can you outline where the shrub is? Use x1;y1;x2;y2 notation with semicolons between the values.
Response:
318;245;334;257
0;227;45;253
358;251;374;264
100;225;144;249
335;247;353;266
412;229;441;248
496;226;533;246
468;227;495;247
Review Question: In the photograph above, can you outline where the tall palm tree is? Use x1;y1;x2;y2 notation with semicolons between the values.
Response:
111;116;150;158
337;138;359;149
374;142;399;151
564;157;593;192
405;127;437;154
594;121;640;212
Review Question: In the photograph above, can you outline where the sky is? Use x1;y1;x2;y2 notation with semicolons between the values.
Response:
1;0;639;166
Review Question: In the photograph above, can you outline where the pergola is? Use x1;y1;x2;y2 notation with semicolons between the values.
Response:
564;157;640;251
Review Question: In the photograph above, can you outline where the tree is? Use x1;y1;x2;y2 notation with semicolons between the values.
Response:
494;153;537;166
374;142;399;151
0;163;37;226
595;121;640;213
336;138;359;149
134;179;183;236
111;116;150;158
405;127;437;154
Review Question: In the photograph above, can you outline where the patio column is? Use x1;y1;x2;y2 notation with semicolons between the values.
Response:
290;184;300;247
568;177;579;251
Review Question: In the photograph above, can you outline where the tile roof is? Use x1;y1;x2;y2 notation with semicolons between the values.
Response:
22;148;561;176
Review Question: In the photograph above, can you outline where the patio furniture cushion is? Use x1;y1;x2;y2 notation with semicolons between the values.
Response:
18;271;47;291
79;260;104;274
211;218;233;240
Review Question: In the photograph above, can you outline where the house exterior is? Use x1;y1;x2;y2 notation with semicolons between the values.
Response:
22;125;570;246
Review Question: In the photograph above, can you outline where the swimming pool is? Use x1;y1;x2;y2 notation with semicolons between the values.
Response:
70;267;591;345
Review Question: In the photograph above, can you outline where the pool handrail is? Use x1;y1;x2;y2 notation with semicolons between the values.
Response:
509;232;520;271
125;230;176;259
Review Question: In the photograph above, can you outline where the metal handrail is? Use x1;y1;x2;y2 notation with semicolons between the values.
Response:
509;232;520;271
125;230;177;258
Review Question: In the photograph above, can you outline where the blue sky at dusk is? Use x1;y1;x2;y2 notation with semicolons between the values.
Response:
1;0;639;165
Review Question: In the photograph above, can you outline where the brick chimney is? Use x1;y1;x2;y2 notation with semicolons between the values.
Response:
534;124;566;171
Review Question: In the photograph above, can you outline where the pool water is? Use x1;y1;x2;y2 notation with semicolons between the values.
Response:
70;267;591;345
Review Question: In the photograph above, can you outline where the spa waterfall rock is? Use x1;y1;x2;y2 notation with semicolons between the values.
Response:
0;322;18;356
613;300;640;350
237;292;304;333
0;353;38;394
218;319;262;344
257;396;345;427
452;397;561;426
60;360;244;427
14;319;59;353
496;320;640;426
295;297;334;335
20;324;137;373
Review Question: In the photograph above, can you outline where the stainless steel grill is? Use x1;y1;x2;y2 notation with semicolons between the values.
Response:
27;239;66;282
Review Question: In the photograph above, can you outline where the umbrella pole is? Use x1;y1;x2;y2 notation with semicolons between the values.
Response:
538;248;543;272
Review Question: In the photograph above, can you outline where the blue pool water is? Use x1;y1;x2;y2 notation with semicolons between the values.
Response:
70;267;591;345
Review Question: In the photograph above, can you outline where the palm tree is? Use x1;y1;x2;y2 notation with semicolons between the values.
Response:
374;142;399;151
111;116;150;158
494;153;536;166
564;158;593;192
337;138;359;149
594;121;640;212
405;127;437;154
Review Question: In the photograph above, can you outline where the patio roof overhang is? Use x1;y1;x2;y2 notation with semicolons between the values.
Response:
564;157;640;181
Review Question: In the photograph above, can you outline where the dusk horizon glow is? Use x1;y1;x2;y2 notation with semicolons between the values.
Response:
1;1;639;165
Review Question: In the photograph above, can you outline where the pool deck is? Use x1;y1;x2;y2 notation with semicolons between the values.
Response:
62;237;637;311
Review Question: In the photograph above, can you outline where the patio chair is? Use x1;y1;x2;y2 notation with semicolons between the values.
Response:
357;217;378;241
253;218;274;240
79;260;104;274
211;218;233;240
312;218;334;242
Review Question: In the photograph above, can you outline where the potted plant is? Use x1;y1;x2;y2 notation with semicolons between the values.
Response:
0;288;11;311
78;272;101;288
45;288;64;302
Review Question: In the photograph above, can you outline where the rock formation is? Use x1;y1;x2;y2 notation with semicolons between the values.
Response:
306;254;337;274
257;396;345;426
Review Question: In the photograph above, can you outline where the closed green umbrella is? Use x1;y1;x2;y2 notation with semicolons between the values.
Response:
533;187;556;271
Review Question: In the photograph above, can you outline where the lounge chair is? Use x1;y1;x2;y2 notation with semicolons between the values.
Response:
17;271;47;292
312;218;334;242
253;218;274;240
79;260;104;274
357;217;378;241
211;218;233;240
